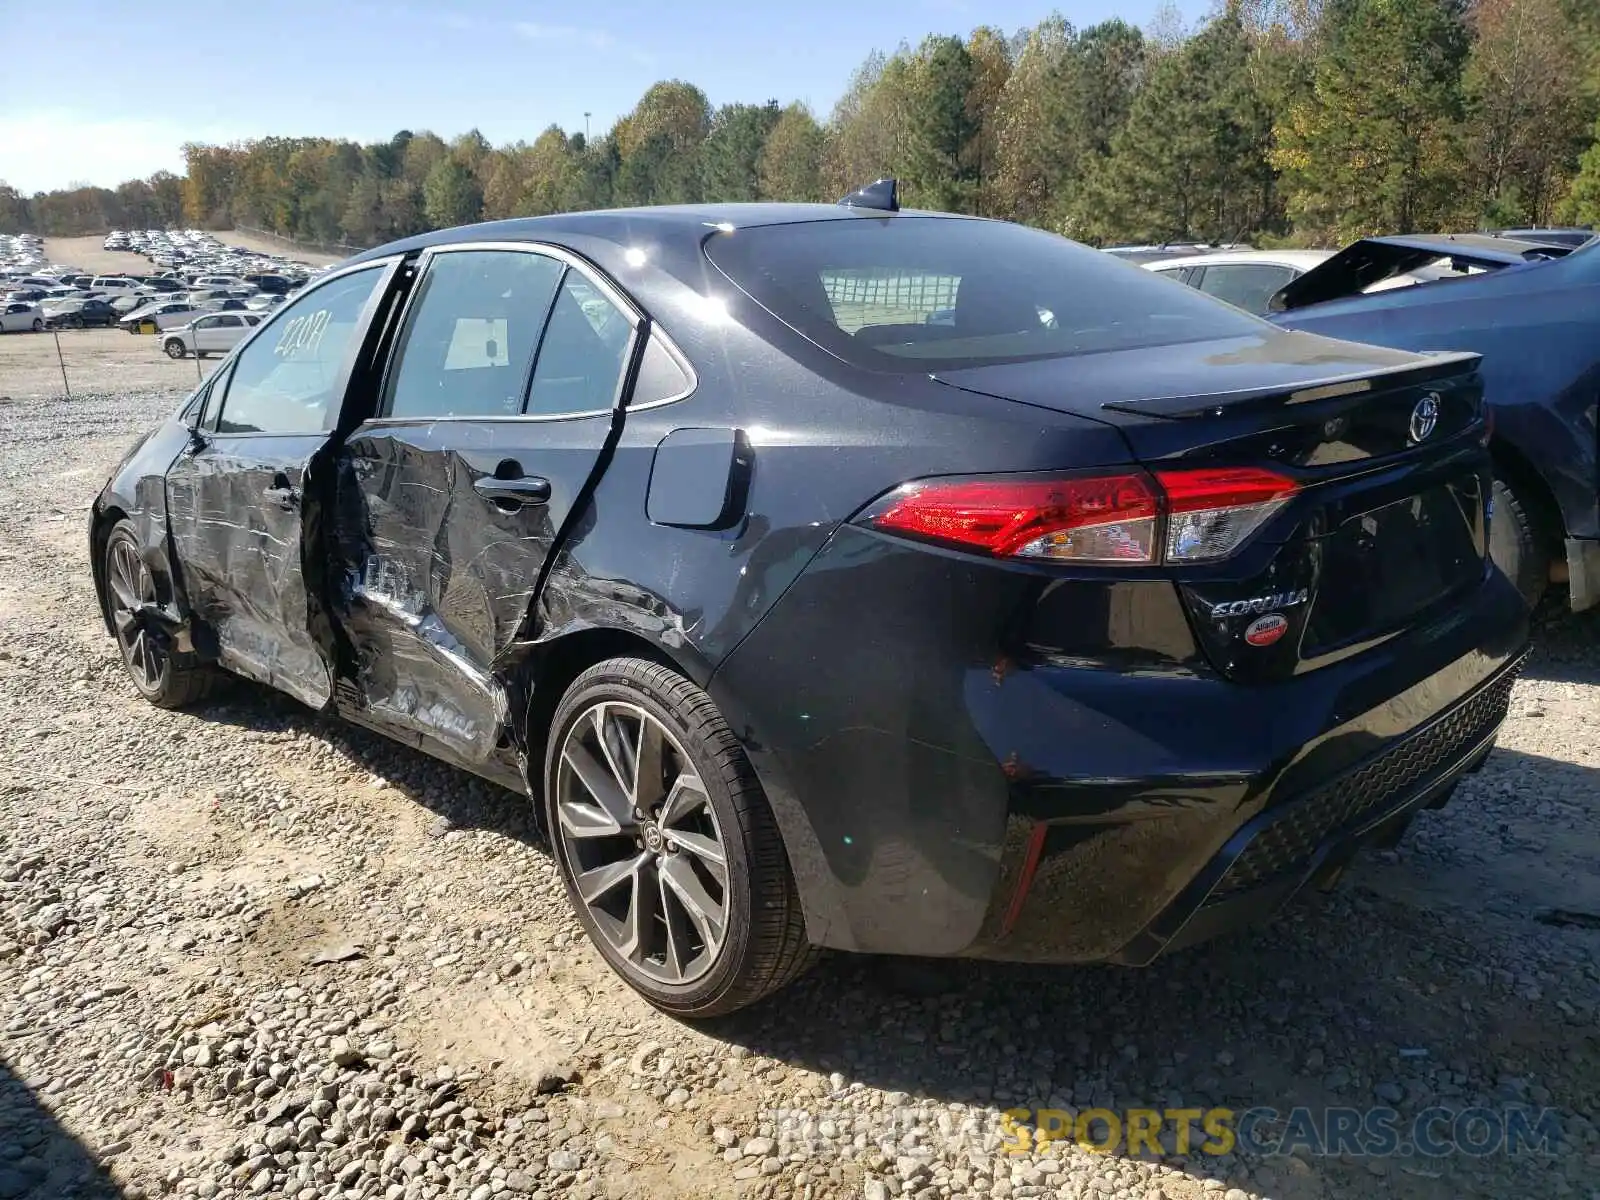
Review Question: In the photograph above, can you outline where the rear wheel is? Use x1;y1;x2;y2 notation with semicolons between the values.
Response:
103;521;217;709
543;658;817;1017
1490;474;1549;607
30;318;42;333
164;339;187;359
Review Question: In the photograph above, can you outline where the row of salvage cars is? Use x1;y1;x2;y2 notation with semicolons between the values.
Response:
1128;229;1599;611
90;183;1590;1018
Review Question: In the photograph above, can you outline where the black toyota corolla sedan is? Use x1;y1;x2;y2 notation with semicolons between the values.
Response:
90;187;1529;1016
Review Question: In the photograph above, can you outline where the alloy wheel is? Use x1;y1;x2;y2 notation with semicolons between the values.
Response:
554;701;729;984
107;538;164;692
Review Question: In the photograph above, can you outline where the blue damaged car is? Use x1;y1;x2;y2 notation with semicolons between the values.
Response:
1269;232;1599;612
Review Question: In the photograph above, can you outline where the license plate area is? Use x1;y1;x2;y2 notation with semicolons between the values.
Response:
1303;477;1485;654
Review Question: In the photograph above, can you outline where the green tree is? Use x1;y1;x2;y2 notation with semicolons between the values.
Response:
1567;114;1600;221
1272;0;1473;241
701;102;781;202
0;183;31;232
1074;19;1147;161
1075;14;1275;243
617;81;713;157
759;104;825;201
341;175;386;245
564;136;620;211
147;171;185;226
990;18;1145;229
1464;0;1591;224
965;28;1013;214
899;35;978;212
614;134;703;206
823;50;914;197
422;157;483;229
519;127;578;215
991;17;1080;226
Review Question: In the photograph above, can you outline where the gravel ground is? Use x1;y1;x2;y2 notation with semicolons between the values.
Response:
0;329;225;401
1;387;1597;1200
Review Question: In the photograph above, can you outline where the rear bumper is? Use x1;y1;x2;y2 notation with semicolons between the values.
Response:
712;528;1530;960
1109;655;1515;963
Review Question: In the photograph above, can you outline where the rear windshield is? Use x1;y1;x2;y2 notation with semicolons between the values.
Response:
704;216;1266;372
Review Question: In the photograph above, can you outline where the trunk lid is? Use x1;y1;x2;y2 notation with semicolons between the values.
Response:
932;331;1493;683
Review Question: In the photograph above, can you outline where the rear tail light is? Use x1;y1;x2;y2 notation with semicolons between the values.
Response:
1155;466;1299;563
860;466;1299;565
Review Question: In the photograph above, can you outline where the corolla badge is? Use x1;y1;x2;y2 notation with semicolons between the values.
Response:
1409;393;1441;443
1208;588;1309;618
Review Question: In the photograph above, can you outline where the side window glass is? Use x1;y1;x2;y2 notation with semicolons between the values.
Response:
215;265;383;435
1197;264;1295;314
193;359;235;432
385;250;564;419
525;272;635;417
631;332;694;406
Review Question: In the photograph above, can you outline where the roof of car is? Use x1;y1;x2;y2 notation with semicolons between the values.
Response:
1144;249;1333;271
350;203;971;264
1364;233;1565;262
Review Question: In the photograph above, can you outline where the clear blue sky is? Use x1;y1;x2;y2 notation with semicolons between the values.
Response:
1;0;1203;192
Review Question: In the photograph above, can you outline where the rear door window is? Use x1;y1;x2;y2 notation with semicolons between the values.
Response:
704;217;1265;372
524;272;635;416
1194;264;1297;314
383;249;565;419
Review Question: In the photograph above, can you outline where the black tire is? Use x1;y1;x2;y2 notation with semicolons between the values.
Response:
1490;474;1549;607
103;521;218;710
30;318;42;333
164;339;187;359
67;314;84;330
543;657;818;1017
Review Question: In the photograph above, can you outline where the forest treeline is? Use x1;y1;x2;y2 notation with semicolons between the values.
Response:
5;0;1600;249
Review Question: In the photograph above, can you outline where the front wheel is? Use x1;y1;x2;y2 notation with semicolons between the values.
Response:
103;521;217;709
31;318;42;332
164;339;187;359
67;315;84;330
543;658;817;1017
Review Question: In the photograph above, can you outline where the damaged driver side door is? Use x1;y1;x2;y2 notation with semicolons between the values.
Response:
326;244;641;780
166;263;391;709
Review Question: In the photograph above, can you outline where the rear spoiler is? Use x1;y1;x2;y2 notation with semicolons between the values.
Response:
1268;234;1572;313
1100;347;1481;419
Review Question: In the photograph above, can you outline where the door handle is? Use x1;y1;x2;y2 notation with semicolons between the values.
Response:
263;472;300;510
474;475;551;506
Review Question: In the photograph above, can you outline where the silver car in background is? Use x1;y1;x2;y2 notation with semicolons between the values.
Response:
161;311;264;359
0;301;45;332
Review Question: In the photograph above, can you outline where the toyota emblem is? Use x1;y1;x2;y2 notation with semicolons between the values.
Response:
1409;393;1441;443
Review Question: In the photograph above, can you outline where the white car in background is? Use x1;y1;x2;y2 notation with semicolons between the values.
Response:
161;311;264;359
90;276;144;295
1142;249;1456;314
0;301;44;332
120;301;202;333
